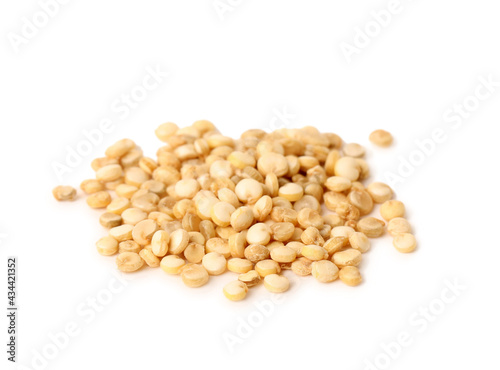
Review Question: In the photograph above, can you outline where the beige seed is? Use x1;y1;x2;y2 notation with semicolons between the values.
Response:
334;157;360;181
120;147;143;168
91;157;119;172
387;217;412;236
87;191;112;208
169;229;189;255
323;236;348;255
116;252;144;272
246;223;271;245
278;183;304;202
270;222;295;242
118;240;141;254
132;192;159;214
393;233;417;253
205;237;231;258
181;264;209;287
121;208;148;225
217;188;240;208
257;153;288;177
265;173;279;197
301;244;328;261
270;246;296;263
349;232;371;253
96;164;123;183
99;212;122;228
124;166;150;187
202;252;227;275
291;257;313;276
227;258;254;274
332;248;362;268
160;255;186;274
301;227;324;246
294;195;321;213
263;274;290;293
323;214;344;228
367;182;393;204
235;179;263;204
356;217;386;238
331;226;356;239
96;236;118;256
211;202;235;227
132;219;158;246
184;243;205;263
52;185;77;201
109;224;134;242
155;122;179;141
175;179;200;199
347;189;374;215
80;179;104;194
151;230;170;257
139;249;160;267
253;196;273;221
230;206;254;231
343;143;365;158
106;197;130;215
255;259;281;277
297;208;323;229
312;260;339;283
228;151;256;169
339;266;362;286
115;184;139;199
238;270;261;287
324;176;352;192
324;191;348;211
244;244;270;263
105;139;135;158
369;129;393;147
380;200;406;221
223;281;249;301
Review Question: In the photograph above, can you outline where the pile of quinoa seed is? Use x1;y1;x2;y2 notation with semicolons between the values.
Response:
53;121;415;301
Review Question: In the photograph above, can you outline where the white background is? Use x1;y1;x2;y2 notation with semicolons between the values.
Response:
1;1;500;369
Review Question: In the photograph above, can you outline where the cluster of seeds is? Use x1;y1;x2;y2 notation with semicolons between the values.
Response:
54;121;416;301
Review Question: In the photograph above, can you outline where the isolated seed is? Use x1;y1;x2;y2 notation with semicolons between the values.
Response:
339;266;362;286
387;217;412;236
99;212;122;228
160;255;186;274
96;236;118;256
238;270;261;287
202;252;227;275
139;249;161;267
106;139;135;158
223;281;248;301
227;258;254;274
291;257;313;276
333;248;362;268
367;182;393;204
393;233;417;253
183;243;205;263
116;252;144;272
312;260;339;283
380;200;405;221
255;259;281;277
264;274;290;293
356;217;386;238
52;186;77;201
369;129;393;147
181;264;209;287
